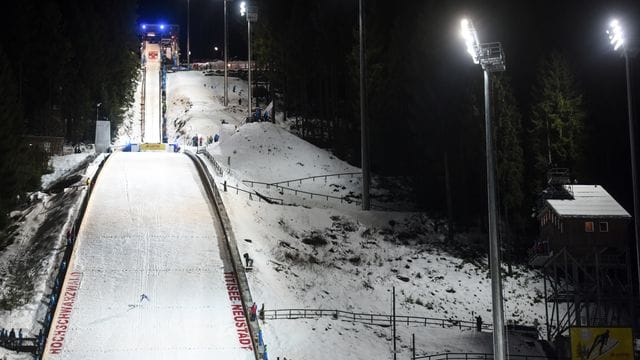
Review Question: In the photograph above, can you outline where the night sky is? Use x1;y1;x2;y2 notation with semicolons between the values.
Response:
138;0;248;61
137;0;640;210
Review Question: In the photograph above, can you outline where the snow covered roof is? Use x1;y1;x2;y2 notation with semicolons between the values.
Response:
546;185;631;218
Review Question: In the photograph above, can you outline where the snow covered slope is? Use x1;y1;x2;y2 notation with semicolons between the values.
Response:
143;43;161;143
43;152;254;360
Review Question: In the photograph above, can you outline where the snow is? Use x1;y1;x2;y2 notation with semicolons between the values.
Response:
165;70;248;146
143;43;162;143
158;72;549;357
42;152;254;360
547;185;631;218
41;153;94;190
0;153;105;360
1;70;551;360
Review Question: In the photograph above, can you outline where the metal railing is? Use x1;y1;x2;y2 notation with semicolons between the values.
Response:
222;182;284;204
414;353;565;360
269;172;361;186
198;149;225;176
0;337;39;354
242;180;355;204
262;309;492;331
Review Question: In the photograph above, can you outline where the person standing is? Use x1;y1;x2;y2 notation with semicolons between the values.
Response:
250;302;257;321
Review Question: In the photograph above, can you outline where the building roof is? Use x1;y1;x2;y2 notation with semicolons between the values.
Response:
546;185;631;218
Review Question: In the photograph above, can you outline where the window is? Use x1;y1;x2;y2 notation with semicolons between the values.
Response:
585;221;594;233
599;222;609;232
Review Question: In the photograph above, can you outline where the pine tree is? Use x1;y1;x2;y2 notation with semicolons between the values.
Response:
0;46;23;229
528;52;586;192
493;73;525;252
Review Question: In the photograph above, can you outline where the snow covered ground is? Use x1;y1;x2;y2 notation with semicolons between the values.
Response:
1;70;549;360
143;43;162;143
165;70;248;146
43;152;254;360
159;71;548;358
0;152;105;360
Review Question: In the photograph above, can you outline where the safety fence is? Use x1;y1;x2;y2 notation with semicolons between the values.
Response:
262;309;493;331
198;148;225;176
413;353;565;360
242;180;355;204
269;172;361;186
222;182;284;205
0;335;39;354
35;155;110;358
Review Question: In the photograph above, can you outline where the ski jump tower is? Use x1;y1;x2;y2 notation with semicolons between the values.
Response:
529;169;635;345
139;24;179;144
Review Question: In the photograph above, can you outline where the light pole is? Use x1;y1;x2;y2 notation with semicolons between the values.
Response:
240;1;256;119
96;102;102;122
224;0;229;106
359;0;370;211
607;18;640;301
187;0;191;68
460;18;507;360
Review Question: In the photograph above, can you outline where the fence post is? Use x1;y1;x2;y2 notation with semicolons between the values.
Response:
412;333;416;360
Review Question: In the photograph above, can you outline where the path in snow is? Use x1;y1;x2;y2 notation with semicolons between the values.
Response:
43;152;254;360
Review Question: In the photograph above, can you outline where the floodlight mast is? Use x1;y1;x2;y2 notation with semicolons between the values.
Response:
460;18;507;360
608;18;640;311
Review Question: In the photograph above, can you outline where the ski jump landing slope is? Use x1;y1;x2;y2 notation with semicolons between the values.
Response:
43;152;254;360
144;43;161;143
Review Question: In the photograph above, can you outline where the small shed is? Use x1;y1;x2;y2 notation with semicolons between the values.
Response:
530;184;631;265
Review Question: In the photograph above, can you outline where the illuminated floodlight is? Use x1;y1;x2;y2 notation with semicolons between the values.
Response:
214;46;219;51
240;1;246;16
607;19;625;51
160;24;166;30
141;24;147;30
460;18;480;64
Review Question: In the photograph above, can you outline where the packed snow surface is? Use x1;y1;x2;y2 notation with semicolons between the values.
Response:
143;43;162;143
42;152;253;360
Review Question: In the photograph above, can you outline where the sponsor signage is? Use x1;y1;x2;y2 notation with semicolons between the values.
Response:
570;327;634;360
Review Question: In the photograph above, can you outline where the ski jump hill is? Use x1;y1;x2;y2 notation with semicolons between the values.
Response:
42;152;255;360
143;43;162;144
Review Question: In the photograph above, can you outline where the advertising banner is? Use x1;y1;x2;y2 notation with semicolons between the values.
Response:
94;121;111;153
570;327;633;360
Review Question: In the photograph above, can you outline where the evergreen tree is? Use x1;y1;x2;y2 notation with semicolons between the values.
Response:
493;73;525;252
528;52;586;192
0;46;23;229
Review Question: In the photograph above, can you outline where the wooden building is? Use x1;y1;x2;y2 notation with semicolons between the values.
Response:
531;184;631;265
529;182;635;341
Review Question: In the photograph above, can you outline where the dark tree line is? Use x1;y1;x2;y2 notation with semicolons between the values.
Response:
254;0;593;256
0;0;139;229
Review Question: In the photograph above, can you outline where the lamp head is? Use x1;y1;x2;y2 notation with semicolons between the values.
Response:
460;18;480;64
607;19;625;51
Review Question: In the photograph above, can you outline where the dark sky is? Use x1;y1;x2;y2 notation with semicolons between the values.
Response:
137;0;248;61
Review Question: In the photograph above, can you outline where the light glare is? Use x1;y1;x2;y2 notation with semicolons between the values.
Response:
607;18;625;51
240;2;246;16
460;18;480;64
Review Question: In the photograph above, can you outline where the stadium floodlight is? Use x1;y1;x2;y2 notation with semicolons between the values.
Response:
607;19;625;51
240;1;246;16
607;17;640;304
460;18;480;64
459;17;506;360
141;24;147;30
160;24;165;30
